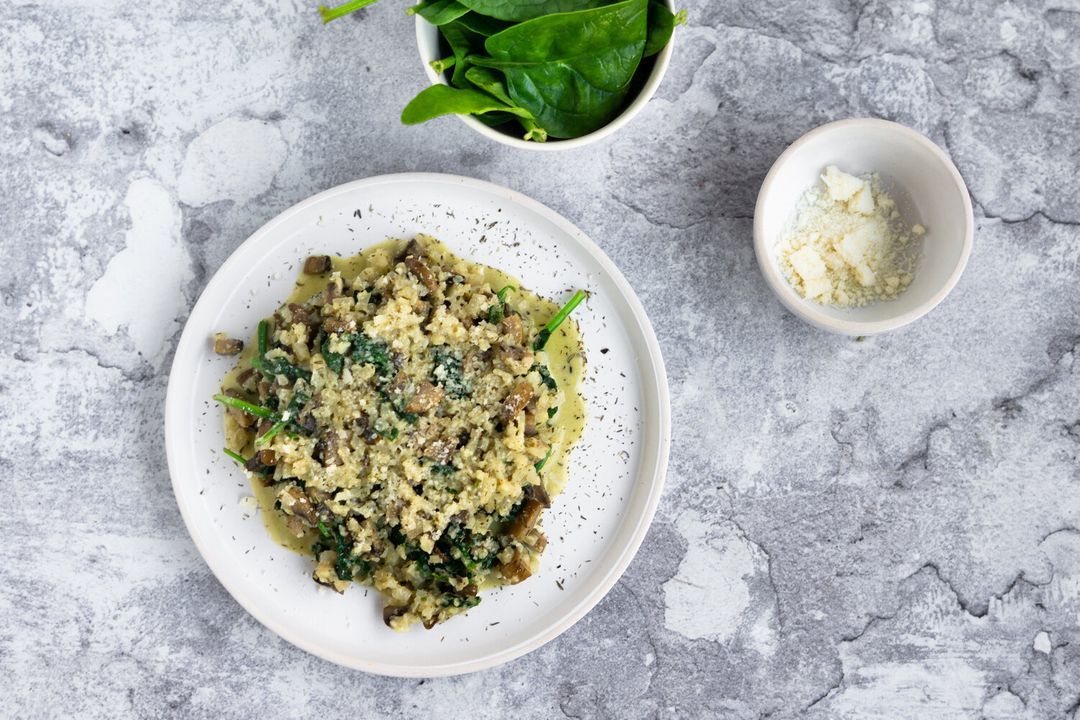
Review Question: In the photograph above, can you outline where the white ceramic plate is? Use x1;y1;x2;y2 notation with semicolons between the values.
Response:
166;173;670;676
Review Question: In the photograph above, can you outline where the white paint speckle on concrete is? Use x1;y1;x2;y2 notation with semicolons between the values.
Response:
84;176;192;364
177;118;287;207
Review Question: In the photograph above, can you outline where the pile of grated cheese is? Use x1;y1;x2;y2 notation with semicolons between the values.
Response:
778;165;925;308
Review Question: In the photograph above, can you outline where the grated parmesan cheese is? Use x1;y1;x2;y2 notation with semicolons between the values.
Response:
778;165;923;308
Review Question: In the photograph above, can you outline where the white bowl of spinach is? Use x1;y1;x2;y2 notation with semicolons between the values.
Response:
403;0;682;149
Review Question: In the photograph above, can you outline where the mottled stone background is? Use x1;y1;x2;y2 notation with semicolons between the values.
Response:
2;0;1078;718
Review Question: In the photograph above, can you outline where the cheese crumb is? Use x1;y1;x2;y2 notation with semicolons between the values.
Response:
778;166;925;308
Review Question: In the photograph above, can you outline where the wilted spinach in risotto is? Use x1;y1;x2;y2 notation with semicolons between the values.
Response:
214;236;586;630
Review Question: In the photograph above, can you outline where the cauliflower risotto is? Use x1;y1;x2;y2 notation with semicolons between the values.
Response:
214;236;586;630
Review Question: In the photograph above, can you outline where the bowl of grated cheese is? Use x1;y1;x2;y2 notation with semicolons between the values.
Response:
753;118;974;335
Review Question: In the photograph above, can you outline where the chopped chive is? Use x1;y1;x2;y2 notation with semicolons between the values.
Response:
496;285;516;302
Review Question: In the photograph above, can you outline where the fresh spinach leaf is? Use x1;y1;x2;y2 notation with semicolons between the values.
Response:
351;334;393;377
643;0;678;57
474;0;649;138
457;0;618;21
402;85;535;125
464;67;549;140
408;0;470;25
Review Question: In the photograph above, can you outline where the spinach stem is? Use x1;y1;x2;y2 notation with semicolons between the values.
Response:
256;419;287;446
213;393;279;420
223;448;246;465
534;289;587;350
257;319;268;356
319;0;380;22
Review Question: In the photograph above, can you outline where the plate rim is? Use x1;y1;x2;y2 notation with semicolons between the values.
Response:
165;172;671;676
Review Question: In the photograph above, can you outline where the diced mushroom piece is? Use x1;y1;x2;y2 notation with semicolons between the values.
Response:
499;550;532;584
303;255;332;274
499;314;524;346
412;425;456;465
383;605;408;628
321;316;356;334
498;344;534;375
314;431;342;467
404;382;445;414
524;530;548;554
244;449;276;472
507;497;544;540
287;303;321;330
236;367;256;387
525;482;551;508
423;617;438;630
213;333;244;355
402;240;439;294
279;485;317;525
499;381;534;425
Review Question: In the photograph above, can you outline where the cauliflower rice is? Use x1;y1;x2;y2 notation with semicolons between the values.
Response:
216;236;586;630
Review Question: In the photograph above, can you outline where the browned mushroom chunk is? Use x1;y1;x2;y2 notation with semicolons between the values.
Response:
524;531;548;554
499;381;534;425
499;314;524;345
402;240;439;294
280;485;318;525
507;497;544;540
244;449;276;472
526;482;552;508
321;316;356;334
404;381;445;413
383;605;408;627
411;425;457;465
499;550;532;584
423;617;439;630
213;334;244;355
303;255;332;274
314;431;342;467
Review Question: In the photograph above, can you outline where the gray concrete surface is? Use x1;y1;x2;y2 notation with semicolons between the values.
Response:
2;0;1078;718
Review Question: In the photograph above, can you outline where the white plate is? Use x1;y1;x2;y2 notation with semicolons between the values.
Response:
165;173;670;676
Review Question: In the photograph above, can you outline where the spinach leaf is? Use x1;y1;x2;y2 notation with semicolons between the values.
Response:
531;363;558;392
432;346;471;398
453;11;513;36
464;67;548;140
439;19;487;88
457;0;617;21
474;0;648;138
643;0;678;57
408;0;470;25
351;334;393;377
321;336;346;374
401;85;535;125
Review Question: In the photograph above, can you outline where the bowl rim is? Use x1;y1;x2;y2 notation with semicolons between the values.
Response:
413;0;675;151
752;117;975;336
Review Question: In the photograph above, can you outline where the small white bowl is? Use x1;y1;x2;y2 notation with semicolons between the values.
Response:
753;118;974;335
414;3;674;151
